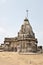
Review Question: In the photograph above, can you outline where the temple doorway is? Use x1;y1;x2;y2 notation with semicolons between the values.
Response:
14;47;17;52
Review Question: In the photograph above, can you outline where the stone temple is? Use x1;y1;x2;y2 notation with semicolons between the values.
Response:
3;17;38;53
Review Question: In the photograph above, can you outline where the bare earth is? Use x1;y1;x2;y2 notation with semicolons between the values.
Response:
0;52;43;65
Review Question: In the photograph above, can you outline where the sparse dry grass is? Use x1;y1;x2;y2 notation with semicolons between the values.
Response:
0;52;43;65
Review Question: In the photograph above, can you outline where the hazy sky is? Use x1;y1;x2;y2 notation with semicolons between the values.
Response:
0;0;43;46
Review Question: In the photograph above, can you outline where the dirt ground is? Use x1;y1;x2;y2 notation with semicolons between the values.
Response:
0;52;43;65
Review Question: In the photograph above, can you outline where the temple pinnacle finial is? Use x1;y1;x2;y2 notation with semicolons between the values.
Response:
26;10;28;18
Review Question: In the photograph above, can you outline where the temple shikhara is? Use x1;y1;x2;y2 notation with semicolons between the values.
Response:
0;11;43;53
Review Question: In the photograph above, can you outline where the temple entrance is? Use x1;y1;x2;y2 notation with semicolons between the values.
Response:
14;47;17;52
11;47;14;51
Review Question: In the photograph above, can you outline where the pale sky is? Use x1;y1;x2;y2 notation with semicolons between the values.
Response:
0;0;43;46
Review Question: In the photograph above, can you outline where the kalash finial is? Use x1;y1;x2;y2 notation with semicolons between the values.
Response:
24;10;29;21
26;10;28;18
